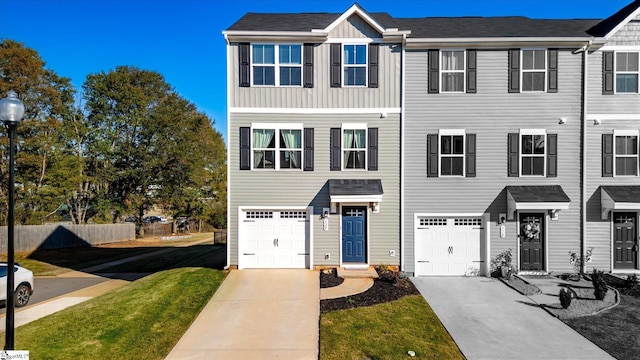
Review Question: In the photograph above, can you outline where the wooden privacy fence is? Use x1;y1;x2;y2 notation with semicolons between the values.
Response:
0;223;135;253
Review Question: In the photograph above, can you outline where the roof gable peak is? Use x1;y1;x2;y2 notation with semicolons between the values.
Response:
318;3;390;35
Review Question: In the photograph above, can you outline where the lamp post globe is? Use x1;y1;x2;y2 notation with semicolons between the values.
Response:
0;90;25;350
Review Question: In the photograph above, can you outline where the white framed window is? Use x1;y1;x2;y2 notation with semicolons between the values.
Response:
343;44;367;86
439;129;465;176
521;49;547;92
614;130;639;176
441;50;466;92
615;52;639;94
251;44;302;86
520;129;546;176
251;123;303;170
342;123;367;170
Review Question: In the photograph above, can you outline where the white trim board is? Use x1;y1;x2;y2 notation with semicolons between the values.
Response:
230;107;401;114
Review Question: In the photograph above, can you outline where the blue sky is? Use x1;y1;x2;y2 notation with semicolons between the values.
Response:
0;0;632;143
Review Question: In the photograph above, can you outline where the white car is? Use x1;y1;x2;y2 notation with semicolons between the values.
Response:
0;263;34;307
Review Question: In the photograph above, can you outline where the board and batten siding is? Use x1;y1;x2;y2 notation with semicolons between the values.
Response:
228;42;401;109
228;112;400;267
403;49;583;274
330;15;380;39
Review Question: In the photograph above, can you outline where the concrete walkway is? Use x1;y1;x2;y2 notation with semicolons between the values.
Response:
320;278;373;300
412;277;614;360
166;269;319;360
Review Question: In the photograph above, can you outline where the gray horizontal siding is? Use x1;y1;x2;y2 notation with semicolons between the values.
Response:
403;49;583;274
229;112;400;267
229;42;401;109
587;51;640;114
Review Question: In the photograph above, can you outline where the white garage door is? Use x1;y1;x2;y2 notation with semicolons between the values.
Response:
415;217;483;276
239;209;309;269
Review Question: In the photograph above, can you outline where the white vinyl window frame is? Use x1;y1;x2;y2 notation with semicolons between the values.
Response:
251;44;303;87
614;51;640;94
440;50;466;93
250;123;304;171
342;123;368;170
613;130;639;177
519;128;546;177
342;44;368;87
438;129;466;177
521;49;547;92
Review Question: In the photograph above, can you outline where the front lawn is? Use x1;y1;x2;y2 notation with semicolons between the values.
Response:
3;267;226;359
320;295;463;360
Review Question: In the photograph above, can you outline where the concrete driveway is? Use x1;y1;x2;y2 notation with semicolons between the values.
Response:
411;277;614;360
166;269;319;360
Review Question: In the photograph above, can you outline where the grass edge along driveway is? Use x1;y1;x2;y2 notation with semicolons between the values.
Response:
3;267;226;359
320;294;464;360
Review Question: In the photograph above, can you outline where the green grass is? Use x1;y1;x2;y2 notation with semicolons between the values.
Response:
4;267;226;359
320;295;463;360
564;294;640;360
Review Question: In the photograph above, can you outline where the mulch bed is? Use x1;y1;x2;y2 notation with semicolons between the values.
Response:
319;268;344;288
320;268;420;314
604;274;640;298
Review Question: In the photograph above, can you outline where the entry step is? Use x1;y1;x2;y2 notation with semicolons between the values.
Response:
338;266;379;279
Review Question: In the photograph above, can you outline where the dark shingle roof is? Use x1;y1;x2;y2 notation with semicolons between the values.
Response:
601;186;640;203
226;12;398;32
507;186;571;203
329;179;383;196
588;0;640;37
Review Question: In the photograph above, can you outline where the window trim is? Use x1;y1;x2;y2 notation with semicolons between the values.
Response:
342;44;368;87
613;130;639;177
250;123;304;170
341;123;368;170
251;43;303;87
614;51;640;94
519;129;546;177
440;50;466;93
438;129;466;177
520;49;547;92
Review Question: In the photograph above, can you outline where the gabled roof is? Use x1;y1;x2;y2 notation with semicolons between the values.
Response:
507;186;571;203
587;0;640;38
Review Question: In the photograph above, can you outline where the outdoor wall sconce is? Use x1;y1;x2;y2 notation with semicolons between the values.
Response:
594;119;601;125
558;117;567;124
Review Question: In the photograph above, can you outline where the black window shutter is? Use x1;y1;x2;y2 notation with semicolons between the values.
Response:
602;134;614;177
239;127;251;170
303;128;314;171
330;128;342;170
548;49;558;93
508;49;520;93
303;44;314;88
368;128;378;170
547;133;557;177
427;134;439;177
466;134;476;177
603;52;614;95
466;50;477;94
508;133;519;177
330;43;342;88
368;43;379;88
428;50;439;94
239;43;250;87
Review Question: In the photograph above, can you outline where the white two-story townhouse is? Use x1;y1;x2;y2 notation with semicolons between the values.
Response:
400;16;600;276
584;1;640;274
223;5;406;270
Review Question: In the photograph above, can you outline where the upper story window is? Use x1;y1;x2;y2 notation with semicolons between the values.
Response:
343;44;367;86
521;49;547;92
520;132;546;176
615;52;639;93
615;134;638;176
426;130;476;178
251;44;302;86
507;130;557;177
440;133;465;176
441;50;466;92
330;125;378;171
508;49;557;93
251;125;302;170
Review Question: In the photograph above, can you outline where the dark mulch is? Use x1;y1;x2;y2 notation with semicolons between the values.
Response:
605;274;640;298
320;268;420;314
319;268;344;288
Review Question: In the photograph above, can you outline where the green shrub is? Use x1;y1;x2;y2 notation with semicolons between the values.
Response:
559;288;572;309
624;274;638;289
591;269;608;300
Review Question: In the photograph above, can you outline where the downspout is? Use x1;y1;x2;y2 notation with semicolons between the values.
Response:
580;41;591;275
224;33;231;270
400;33;406;273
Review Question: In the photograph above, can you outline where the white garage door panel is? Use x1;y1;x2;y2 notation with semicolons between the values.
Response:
240;210;309;269
415;217;482;276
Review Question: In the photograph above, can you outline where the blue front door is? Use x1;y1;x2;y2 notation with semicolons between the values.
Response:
342;206;366;263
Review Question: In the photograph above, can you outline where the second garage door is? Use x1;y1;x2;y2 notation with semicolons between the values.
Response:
415;217;483;276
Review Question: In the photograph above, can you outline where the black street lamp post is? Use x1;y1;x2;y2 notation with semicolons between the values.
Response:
0;90;25;350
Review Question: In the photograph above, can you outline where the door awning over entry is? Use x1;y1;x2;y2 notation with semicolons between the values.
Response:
329;179;383;212
506;185;570;220
601;186;640;220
